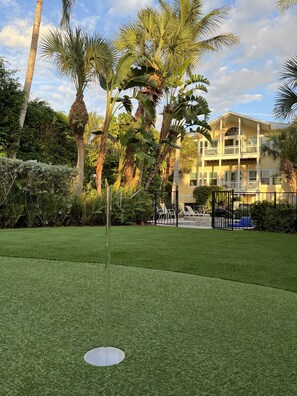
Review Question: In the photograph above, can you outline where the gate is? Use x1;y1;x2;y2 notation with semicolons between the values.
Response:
212;190;234;230
152;189;179;227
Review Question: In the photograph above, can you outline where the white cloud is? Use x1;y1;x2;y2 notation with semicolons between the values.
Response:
107;0;153;16
0;18;55;49
0;0;17;5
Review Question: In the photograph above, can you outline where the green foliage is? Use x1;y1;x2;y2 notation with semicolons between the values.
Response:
0;157;76;228
0;58;24;156
251;200;296;233
193;185;225;209
0;158;153;228
18;100;76;166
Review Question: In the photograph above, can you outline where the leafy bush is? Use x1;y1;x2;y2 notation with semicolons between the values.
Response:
66;188;154;226
0;157;76;228
251;200;296;233
193;186;225;209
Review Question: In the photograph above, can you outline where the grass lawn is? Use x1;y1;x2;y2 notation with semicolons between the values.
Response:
0;226;296;395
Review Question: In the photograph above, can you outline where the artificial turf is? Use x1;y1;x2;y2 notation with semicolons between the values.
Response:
0;226;297;395
1;256;297;396
0;226;296;292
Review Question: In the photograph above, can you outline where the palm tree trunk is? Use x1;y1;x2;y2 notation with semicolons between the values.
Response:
123;145;134;186
13;0;43;159
75;134;85;195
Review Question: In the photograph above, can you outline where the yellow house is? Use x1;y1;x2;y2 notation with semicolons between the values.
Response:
179;112;290;206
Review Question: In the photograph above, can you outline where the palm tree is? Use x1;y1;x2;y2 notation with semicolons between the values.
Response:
41;27;115;195
116;0;238;188
274;55;297;121
261;123;297;191
96;53;157;194
13;0;77;159
277;0;297;12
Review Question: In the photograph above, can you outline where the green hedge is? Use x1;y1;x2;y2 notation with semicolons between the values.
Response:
0;157;153;228
0;157;77;228
251;200;297;233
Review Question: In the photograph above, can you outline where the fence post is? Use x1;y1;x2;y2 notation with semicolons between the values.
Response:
175;187;179;227
274;191;277;208
154;191;157;226
211;191;215;229
231;189;234;231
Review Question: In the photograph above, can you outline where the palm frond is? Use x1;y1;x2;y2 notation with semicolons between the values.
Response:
60;0;76;27
280;54;297;89
276;0;297;12
274;85;297;120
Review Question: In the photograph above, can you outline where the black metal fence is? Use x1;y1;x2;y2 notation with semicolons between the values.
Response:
151;189;179;227
212;190;297;230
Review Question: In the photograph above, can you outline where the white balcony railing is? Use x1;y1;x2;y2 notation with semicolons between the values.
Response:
241;145;257;154
204;148;218;156
224;181;258;191
224;146;239;155
202;145;258;157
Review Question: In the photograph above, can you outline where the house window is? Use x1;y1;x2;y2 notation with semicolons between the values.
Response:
198;172;207;186
248;137;257;146
272;173;282;185
249;170;257;182
199;141;209;155
189;172;197;186
261;170;270;185
209;172;217;186
225;127;239;136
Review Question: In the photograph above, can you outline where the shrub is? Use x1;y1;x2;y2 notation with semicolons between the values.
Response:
193;186;225;210
0;157;76;228
251;200;296;233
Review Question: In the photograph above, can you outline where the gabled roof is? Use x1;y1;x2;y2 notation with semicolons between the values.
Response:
209;111;289;132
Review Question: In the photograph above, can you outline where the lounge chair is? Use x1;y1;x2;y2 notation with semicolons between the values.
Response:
159;202;176;219
230;216;254;229
179;206;210;217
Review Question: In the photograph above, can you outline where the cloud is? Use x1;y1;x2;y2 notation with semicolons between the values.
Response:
0;0;17;5
0;18;55;49
107;0;153;16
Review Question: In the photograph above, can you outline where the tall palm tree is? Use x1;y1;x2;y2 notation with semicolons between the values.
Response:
41;27;115;195
13;0;76;159
261;124;297;191
116;0;238;188
274;55;297;120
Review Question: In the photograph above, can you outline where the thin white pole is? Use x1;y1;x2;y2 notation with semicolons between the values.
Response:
103;186;112;347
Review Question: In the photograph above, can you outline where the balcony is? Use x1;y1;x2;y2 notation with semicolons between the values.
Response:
202;145;258;158
224;181;258;191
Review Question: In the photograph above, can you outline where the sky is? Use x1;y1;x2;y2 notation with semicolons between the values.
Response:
0;0;296;123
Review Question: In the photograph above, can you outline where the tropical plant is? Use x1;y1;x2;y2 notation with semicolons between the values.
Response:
95;52;157;194
274;55;297;121
144;72;212;189
18;99;76;166
41;27;115;195
0;58;24;157
116;0;238;188
14;0;77;159
261;123;297;191
179;135;200;175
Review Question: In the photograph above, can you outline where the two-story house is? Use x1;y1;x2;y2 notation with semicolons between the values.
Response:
179;112;289;206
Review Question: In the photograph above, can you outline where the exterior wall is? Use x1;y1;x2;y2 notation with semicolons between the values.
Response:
178;113;290;207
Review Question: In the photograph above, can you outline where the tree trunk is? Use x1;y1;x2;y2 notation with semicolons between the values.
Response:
144;107;173;189
13;0;43;159
75;134;85;196
123;145;134;186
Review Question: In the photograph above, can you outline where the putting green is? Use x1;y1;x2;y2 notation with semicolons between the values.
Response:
1;256;296;395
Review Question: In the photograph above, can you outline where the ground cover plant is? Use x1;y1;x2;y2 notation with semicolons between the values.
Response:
0;226;296;395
